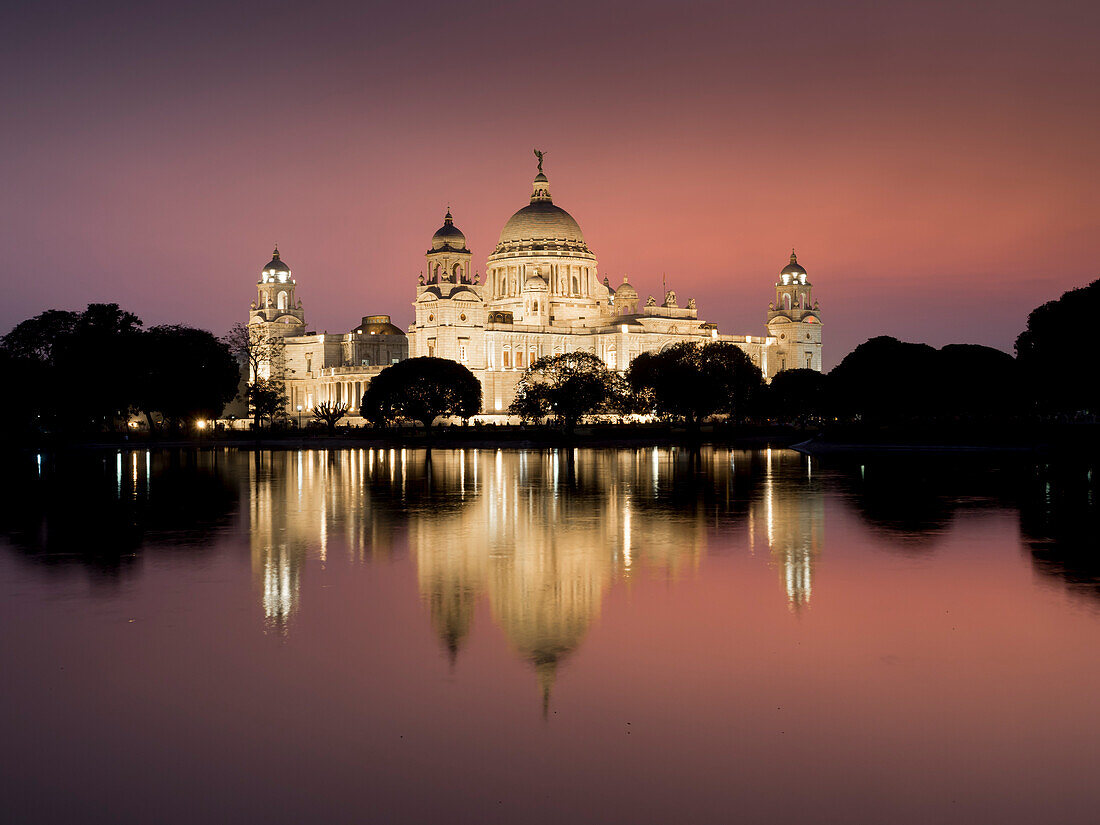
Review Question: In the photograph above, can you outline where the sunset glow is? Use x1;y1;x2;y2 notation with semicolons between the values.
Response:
3;1;1096;364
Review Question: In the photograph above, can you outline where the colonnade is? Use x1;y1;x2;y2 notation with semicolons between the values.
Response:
489;263;594;299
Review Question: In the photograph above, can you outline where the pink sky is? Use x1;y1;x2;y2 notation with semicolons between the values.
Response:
2;0;1096;366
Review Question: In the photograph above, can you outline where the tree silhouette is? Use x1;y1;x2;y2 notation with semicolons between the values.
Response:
361;357;481;429
312;400;351;434
510;351;621;433
628;341;763;427
1015;279;1100;415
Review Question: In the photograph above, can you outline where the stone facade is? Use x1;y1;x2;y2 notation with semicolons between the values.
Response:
246;249;408;418
408;161;823;412
247;158;823;420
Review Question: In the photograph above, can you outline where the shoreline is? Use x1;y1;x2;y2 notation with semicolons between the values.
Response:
12;421;1097;458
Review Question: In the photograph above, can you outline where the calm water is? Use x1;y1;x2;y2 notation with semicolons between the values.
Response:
1;447;1098;824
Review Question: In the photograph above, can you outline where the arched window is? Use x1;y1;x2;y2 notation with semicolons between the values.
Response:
783;294;792;310
453;263;462;282
277;291;288;310
572;275;580;295
433;264;440;282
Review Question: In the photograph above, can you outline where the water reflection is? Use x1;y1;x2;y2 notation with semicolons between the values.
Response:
750;449;823;608
4;447;1100;825
239;447;829;696
0;449;238;580
830;453;1100;601
3;447;1096;672
1019;463;1100;601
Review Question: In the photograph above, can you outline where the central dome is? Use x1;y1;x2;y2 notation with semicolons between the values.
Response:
496;202;588;251
493;167;592;257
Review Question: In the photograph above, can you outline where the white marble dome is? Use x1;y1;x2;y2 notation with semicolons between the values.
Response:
493;171;592;256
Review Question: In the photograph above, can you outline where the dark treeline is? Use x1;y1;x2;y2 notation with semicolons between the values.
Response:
0;303;240;436
3;279;1096;443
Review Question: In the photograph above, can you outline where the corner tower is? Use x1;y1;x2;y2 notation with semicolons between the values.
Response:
425;210;473;285
410;209;487;370
766;251;822;373
249;246;306;337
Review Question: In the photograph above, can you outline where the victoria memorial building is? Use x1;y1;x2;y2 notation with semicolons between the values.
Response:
246;156;823;419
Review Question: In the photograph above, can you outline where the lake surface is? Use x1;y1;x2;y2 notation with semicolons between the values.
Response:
1;447;1098;824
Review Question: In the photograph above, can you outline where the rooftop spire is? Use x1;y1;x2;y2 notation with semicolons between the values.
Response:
790;248;797;264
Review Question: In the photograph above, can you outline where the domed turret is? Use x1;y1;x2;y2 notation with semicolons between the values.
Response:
424;208;473;285
250;245;305;334
768;248;822;374
613;274;639;315
261;246;291;281
430;210;469;253
781;250;808;283
614;275;638;300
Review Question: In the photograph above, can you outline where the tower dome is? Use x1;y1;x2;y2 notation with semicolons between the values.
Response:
262;246;290;277
430;210;468;252
781;250;808;278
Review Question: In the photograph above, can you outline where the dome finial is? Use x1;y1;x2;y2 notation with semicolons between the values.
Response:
790;248;797;264
444;206;453;223
272;244;280;259
530;150;552;203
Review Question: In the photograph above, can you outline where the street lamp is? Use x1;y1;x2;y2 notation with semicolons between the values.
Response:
297;404;303;430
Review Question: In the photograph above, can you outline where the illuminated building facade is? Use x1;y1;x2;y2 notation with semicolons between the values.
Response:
411;156;823;412
247;248;408;414
247;156;822;417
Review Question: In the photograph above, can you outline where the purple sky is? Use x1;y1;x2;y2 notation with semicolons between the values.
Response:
2;0;1097;366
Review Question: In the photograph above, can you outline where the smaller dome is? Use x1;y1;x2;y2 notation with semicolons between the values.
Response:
430;210;469;252
353;315;406;336
525;273;548;290
614;275;638;299
263;246;290;274
781;249;807;277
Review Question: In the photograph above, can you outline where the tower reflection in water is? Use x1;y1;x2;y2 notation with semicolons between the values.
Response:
247;447;823;685
749;448;824;609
